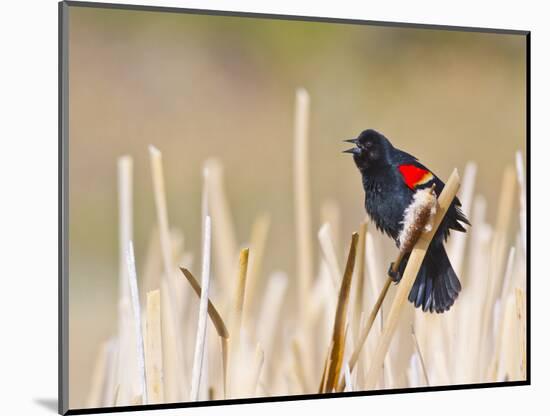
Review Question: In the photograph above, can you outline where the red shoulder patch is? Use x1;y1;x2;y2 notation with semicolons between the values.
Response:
398;164;434;190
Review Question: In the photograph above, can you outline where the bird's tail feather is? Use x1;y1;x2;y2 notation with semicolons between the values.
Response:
396;243;461;313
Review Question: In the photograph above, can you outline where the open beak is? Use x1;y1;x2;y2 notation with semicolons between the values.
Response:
343;138;361;154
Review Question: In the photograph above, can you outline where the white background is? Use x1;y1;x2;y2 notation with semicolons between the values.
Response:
0;0;545;414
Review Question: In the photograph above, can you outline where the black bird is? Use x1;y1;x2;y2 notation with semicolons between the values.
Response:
344;129;469;313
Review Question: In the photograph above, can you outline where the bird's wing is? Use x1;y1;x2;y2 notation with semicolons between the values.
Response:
397;160;470;235
396;161;441;191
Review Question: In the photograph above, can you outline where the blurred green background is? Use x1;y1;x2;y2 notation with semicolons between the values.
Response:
68;5;526;408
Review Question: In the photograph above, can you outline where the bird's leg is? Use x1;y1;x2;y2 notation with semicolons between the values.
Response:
388;251;410;283
388;262;402;283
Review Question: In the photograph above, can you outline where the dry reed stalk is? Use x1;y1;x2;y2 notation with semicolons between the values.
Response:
354;312;367;388
464;196;489;287
382;343;396;389
510;234;525;293
454;196;492;383
232;248;250;347
342;325;354;382
310;261;337;326
365;231;386;303
200;331;210;402
190;215;212;401
295;334;316;393
250;344;265;396
487;272;515;383
343;364;353;392
364;169;461;389
126;241;148;404
148;146;184;399
158;279;182;401
221;337;229;398
306;273;333;386
515;288;527;379
171;234;193;383
256;272;288;351
141;227;162;299
202;165;209;238
515;152;527;256
321;200;342;259
204;159;238;293
323;232;358;393
337;276;391;392
318;223;342;289
199;165;211;402
354;221;368;334
203;305;223;398
103;338;119;406
117;156;133;303
115;156;141;405
318;341;333;393
418;319;446;381
433;349;451;385
292;341;309;392
407;353;421;387
413;315;448;386
179;268;230;339
256;272;288;389
148;146;178;299
314;231;343;371
480;167;516;374
87;341;109;408
437;166;473;364
487;315;504;382
170;231;194;390
116;301;136;405
448;162;476;279
497;294;520;381
293;87;313;322
411;325;430;386
243;214;270;328
500;247;517;307
363;231;385;363
493;166;516;281
227;248;250;397
144;290;164;404
112;385;122;407
129;395;143;406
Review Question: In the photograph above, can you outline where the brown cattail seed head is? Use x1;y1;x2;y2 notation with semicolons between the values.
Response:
398;185;438;254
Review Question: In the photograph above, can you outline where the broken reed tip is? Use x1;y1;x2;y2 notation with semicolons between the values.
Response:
296;87;310;103
318;222;329;237
204;157;222;171
148;145;161;156
118;155;133;165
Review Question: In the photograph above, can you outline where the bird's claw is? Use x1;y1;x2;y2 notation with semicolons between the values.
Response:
388;262;401;283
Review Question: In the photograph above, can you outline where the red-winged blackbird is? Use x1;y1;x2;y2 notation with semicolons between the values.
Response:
344;129;470;313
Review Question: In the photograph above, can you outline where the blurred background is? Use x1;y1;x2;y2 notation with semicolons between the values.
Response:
68;5;526;408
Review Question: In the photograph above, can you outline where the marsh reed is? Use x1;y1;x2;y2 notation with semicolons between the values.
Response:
86;88;527;407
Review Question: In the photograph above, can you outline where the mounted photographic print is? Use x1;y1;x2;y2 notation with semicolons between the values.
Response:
59;1;530;414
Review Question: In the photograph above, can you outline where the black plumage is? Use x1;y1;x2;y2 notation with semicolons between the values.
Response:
344;129;470;313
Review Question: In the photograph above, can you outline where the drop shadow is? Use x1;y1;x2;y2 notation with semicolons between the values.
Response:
34;398;58;413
